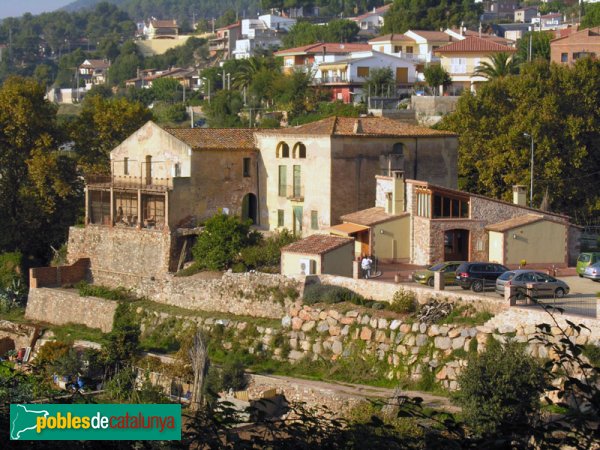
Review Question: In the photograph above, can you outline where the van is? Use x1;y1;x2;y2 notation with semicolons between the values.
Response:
576;252;600;276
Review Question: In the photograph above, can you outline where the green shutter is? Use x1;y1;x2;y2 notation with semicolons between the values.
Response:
278;165;287;197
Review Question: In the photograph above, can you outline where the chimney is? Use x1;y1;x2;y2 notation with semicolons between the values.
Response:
391;171;405;215
353;119;363;134
512;185;527;206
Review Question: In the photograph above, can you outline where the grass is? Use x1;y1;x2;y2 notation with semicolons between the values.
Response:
438;305;493;326
135;298;280;329
174;262;203;277
49;322;106;343
76;282;138;301
0;307;27;323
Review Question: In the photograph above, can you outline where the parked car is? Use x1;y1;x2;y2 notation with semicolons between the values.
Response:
576;252;600;277
496;270;570;298
413;261;463;287
455;262;509;292
583;262;600;282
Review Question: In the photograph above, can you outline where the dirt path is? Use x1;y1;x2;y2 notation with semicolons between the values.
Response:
248;372;460;413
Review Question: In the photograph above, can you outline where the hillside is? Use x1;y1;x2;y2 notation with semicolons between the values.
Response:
61;0;261;21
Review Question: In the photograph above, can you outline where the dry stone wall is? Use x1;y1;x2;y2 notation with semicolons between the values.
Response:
25;288;117;333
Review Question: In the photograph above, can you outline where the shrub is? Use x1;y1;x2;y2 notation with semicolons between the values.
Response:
388;289;416;314
76;281;135;301
192;213;261;271
0;252;22;289
303;284;365;306
35;341;71;368
240;229;298;270
455;339;545;436
582;344;600;366
221;360;247;391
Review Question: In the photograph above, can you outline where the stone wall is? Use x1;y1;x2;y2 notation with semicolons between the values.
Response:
25;288;117;333
93;270;301;319
410;96;460;116
67;225;176;277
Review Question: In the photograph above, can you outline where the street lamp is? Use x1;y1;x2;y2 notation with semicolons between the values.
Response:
523;132;535;207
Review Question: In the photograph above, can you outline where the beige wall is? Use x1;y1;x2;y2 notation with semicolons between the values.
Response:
256;133;333;234
322;243;354;277
372;216;410;262
281;252;321;276
440;53;499;76
503;220;567;266
136;36;191;56
488;230;504;263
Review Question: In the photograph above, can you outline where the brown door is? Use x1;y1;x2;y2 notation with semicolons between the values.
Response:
396;67;408;83
444;229;469;261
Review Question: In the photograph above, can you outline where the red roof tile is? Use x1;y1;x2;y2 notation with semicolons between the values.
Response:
282;234;353;255
80;59;110;69
341;207;408;226
409;30;454;42
485;214;548;232
151;19;178;28
257;117;457;138
164;128;256;150
275;43;371;55
435;36;516;53
369;33;414;43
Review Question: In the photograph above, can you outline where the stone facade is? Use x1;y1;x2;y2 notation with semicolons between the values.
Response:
30;258;90;288
0;320;39;355
25;288;117;333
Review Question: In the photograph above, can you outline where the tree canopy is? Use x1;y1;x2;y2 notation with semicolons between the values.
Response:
438;58;600;221
282;19;360;48
382;0;482;33
582;2;600;28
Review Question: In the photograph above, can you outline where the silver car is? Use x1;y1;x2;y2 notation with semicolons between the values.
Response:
583;262;600;281
496;270;570;298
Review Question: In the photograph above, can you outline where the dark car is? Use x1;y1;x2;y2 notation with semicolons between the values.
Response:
455;262;510;292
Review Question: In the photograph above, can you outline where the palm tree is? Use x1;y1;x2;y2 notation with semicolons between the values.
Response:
474;53;519;80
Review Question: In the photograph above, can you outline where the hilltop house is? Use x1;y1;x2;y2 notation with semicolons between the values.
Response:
78;59;111;89
274;43;372;74
143;19;179;39
233;14;296;59
350;4;392;36
434;36;517;93
209;22;243;60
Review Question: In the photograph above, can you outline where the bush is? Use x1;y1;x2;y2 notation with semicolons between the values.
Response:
76;281;135;301
455;339;545;436
303;284;365;306
240;229;297;271
221;359;247;391
192;213;261;271
0;252;22;289
388;289;416;314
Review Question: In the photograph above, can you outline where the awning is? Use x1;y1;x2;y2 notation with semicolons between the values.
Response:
329;223;370;236
319;63;348;71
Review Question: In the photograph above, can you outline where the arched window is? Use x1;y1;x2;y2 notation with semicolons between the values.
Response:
293;142;306;159
392;142;404;156
277;142;289;158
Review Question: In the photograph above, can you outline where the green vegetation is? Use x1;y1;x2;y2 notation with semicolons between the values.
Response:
582;344;600;366
455;339;545;436
383;0;482;33
282;19;360;48
582;2;600;28
438;58;600;219
473;53;519;80
49;322;105;343
76;281;137;302
438;305;493;326
423;64;451;96
388;289;417;314
303;284;366;306
239;229;298;272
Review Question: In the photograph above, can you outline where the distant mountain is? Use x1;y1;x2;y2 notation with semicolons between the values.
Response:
60;0;261;21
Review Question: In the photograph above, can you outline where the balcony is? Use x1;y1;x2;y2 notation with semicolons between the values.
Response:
85;174;173;192
282;184;305;202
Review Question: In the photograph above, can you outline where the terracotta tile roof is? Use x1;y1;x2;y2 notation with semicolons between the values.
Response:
151;19;178;28
352;4;392;20
80;59;110;69
409;30;455;42
485;214;549;232
369;33;414;43
164;128;256;150
282;234;353;255
551;26;599;42
341;207;408;226
257;117;457;138
435;36;516;53
460;30;514;46
218;21;241;31
275;43;371;55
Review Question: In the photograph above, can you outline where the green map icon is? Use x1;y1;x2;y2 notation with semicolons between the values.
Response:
10;404;49;440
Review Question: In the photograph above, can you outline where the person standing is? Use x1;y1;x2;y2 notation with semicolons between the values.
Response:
361;255;372;279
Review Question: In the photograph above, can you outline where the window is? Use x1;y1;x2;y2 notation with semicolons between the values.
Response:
123;157;129;175
394;46;401;53
243;157;251;177
561;52;568;63
417;191;431;217
278;165;287;197
145;155;152;185
293;142;306;158
277;142;289;158
392;142;404;157
432;193;469;218
450;58;467;74
406;46;413;54
357;66;370;77
277;209;284;227
174;162;181;177
311;210;318;230
293;165;301;198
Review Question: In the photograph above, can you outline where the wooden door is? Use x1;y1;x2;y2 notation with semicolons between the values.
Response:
396;67;408;83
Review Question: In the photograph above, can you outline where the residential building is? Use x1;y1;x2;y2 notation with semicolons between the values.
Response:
254;117;458;235
482;0;520;21
209;22;242;59
435;36;517;93
514;6;539;23
444;28;515;47
143;19;179;39
274;43;372;74
78;59;111;89
327;172;580;267
491;22;535;41
316;51;417;103
84;121;258;231
349;4;392;35
232;14;296;59
281;234;354;277
125;67;200;90
551;27;600;65
540;13;563;31
369;30;455;63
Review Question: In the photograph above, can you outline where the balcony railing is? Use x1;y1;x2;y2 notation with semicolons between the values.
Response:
86;174;173;191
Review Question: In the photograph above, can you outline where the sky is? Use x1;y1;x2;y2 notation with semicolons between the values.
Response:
0;0;73;19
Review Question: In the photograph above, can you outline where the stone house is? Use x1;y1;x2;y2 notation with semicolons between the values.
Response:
330;171;580;268
254;116;458;236
550;27;600;65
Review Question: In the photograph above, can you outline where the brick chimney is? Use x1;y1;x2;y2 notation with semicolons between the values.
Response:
512;185;527;206
391;170;405;215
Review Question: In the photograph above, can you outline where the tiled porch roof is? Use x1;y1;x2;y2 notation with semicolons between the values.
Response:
282;234;353;255
341;207;408;226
